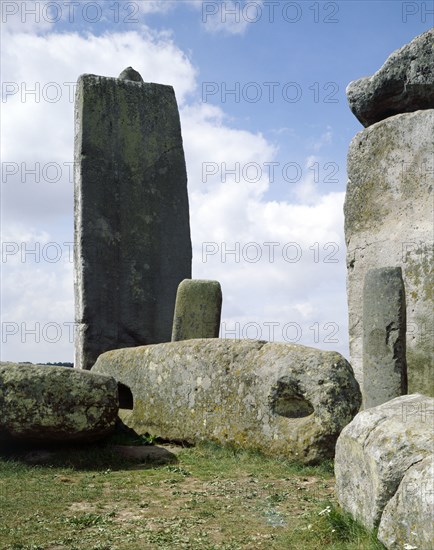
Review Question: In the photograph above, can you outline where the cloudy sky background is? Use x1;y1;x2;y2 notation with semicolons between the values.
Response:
1;0;432;363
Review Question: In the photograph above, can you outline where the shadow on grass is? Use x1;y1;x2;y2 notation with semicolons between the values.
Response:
0;424;179;472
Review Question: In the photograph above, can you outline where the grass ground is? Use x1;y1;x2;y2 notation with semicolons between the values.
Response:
0;438;384;550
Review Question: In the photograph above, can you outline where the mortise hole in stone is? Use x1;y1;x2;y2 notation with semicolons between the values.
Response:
269;378;314;418
118;382;134;410
272;396;314;418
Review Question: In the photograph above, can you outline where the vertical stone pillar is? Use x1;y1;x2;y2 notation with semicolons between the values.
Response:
74;67;192;370
171;279;222;341
344;30;434;398
362;267;407;408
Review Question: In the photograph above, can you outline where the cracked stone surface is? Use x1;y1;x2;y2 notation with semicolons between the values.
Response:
92;339;361;464
335;394;434;531
74;70;192;370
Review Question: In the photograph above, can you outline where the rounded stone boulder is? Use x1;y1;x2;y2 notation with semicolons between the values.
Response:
335;394;433;531
0;363;119;442
378;455;434;550
92;339;361;464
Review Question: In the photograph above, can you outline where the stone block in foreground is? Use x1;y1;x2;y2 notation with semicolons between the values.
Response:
92;339;361;464
335;394;433;530
0;362;119;442
378;455;434;550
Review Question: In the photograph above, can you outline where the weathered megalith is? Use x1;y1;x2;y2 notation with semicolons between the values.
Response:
347;28;434;127
171;279;222;341
345;109;434;398
335;394;433;531
92;339;361;464
378;455;434;550
0;362;119;442
363;267;407;409
74;67;192;370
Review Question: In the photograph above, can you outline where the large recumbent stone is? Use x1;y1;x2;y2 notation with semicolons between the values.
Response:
92;339;361;464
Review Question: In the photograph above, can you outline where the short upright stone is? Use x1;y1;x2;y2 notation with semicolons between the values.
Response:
74;68;192;370
363;267;407;409
171;279;222;341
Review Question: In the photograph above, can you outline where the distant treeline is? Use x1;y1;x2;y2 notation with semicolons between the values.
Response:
18;362;74;368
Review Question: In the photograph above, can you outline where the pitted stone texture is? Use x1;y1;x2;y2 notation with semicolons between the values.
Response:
344;110;434;398
171;279;222;341
74;72;192;370
335;394;433;531
347;29;434;127
92;339;361;464
378;455;434;550
363;267;407;409
0;362;119;442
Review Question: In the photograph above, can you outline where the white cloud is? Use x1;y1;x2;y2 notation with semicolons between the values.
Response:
1;0;54;34
312;126;333;151
1;24;349;363
1;0;175;35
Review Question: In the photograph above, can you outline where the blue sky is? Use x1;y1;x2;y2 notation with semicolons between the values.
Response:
1;1;432;363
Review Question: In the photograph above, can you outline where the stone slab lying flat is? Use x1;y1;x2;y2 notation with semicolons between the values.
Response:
347;29;434;127
335;394;433;530
74;68;192;370
92;339;361;464
344;109;434;397
0;362;119;442
378;455;434;550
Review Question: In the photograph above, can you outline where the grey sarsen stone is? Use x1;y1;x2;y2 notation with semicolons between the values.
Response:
347;29;434;127
171;279;222;341
0;362;119;442
92;339;361;464
74;69;192;370
363;267;407;409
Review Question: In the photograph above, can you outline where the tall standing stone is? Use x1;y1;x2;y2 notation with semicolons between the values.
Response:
74;68;192;370
171;279;222;341
345;109;433;399
363;267;407;409
345;30;434;400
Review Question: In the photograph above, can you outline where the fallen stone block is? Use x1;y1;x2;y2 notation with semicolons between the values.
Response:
335;394;433;530
0;362;119;443
378;455;434;550
347;28;434;127
92;339;361;464
171;279;222;341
